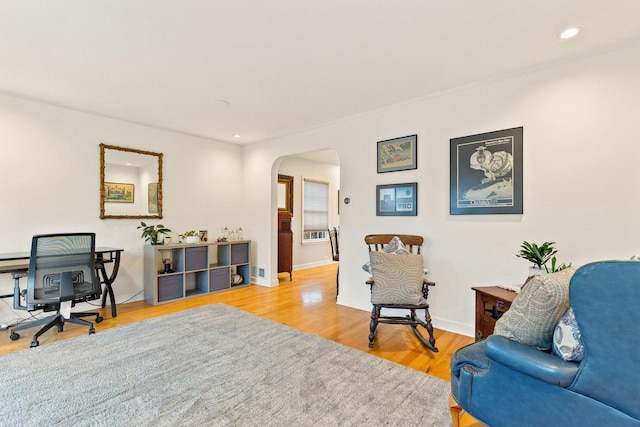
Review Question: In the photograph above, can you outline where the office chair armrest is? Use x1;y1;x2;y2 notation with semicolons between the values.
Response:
11;270;28;311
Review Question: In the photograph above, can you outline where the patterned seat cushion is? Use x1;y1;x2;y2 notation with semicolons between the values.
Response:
369;251;426;305
493;267;576;351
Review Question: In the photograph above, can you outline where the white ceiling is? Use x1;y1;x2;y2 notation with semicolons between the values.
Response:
1;1;640;145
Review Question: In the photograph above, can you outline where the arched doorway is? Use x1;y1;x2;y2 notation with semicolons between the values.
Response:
274;149;340;283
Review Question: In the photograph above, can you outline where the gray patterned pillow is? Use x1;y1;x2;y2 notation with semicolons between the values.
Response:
362;236;410;274
369;251;426;305
494;267;576;350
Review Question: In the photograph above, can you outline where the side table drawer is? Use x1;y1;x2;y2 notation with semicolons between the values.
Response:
481;295;510;322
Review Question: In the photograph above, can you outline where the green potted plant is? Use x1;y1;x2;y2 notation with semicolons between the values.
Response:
516;241;570;276
137;222;171;245
180;230;198;244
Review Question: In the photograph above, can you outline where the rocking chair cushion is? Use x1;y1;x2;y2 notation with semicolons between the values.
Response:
369;251;427;305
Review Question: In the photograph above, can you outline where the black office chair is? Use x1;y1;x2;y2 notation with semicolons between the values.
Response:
329;227;340;296
10;233;103;348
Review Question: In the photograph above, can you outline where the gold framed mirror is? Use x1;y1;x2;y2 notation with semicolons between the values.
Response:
100;143;163;219
277;174;294;216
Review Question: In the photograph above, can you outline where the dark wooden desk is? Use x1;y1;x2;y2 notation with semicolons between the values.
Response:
472;286;517;341
0;247;124;317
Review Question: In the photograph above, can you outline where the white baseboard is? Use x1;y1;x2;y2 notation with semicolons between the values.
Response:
293;260;335;270
251;276;279;287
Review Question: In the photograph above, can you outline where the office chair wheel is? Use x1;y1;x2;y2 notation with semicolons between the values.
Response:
95;316;103;323
89;327;95;335
30;340;39;348
10;332;20;341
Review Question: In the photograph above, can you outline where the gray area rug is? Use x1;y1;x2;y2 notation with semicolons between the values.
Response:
0;304;452;426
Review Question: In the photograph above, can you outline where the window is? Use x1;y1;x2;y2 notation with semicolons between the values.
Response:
303;178;329;243
303;230;327;241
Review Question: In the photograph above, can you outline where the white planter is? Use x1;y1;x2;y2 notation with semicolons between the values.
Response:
185;236;198;244
528;267;547;277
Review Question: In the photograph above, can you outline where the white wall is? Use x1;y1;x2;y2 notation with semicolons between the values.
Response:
243;40;640;336
0;94;244;321
277;155;340;270
2;40;639;336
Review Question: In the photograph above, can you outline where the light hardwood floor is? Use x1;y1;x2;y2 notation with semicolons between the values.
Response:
0;263;480;425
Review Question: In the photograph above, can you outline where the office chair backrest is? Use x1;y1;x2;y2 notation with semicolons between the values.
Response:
27;233;101;307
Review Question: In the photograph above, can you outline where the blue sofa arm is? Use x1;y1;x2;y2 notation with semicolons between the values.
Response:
485;335;580;387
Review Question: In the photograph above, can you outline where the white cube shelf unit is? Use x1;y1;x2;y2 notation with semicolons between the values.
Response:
143;240;251;305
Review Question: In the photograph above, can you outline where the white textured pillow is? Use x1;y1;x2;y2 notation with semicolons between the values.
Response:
369;251;426;305
362;236;410;274
552;307;584;362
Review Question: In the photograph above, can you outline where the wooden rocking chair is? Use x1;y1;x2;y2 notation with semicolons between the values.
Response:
364;234;438;352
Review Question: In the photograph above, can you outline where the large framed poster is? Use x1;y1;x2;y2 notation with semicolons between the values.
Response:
450;127;523;215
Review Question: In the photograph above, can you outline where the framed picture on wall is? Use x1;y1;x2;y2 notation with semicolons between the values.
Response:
377;134;417;173
277;174;294;216
450;126;523;215
105;182;134;203
376;182;417;216
148;182;159;213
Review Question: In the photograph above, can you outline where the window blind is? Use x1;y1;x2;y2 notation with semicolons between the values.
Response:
303;179;329;232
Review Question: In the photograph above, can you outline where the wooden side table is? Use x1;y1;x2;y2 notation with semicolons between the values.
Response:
472;286;517;341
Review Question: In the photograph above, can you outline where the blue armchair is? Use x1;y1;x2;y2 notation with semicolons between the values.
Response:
450;261;640;426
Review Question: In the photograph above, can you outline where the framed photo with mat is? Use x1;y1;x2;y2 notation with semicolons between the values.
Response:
376;182;417;216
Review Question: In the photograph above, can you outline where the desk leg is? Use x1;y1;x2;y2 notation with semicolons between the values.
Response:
98;264;117;317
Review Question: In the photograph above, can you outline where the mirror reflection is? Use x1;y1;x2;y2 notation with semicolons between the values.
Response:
100;143;163;219
277;174;293;216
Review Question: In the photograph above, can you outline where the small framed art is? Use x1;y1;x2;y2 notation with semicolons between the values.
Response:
104;182;134;203
377;134;417;173
450;126;523;215
376;182;417;216
148;182;159;213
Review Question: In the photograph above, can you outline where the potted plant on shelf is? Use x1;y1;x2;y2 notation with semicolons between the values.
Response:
137;222;171;245
180;230;199;244
516;241;571;277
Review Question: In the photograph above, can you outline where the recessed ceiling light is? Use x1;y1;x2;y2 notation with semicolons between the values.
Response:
233;134;241;138
559;27;581;39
